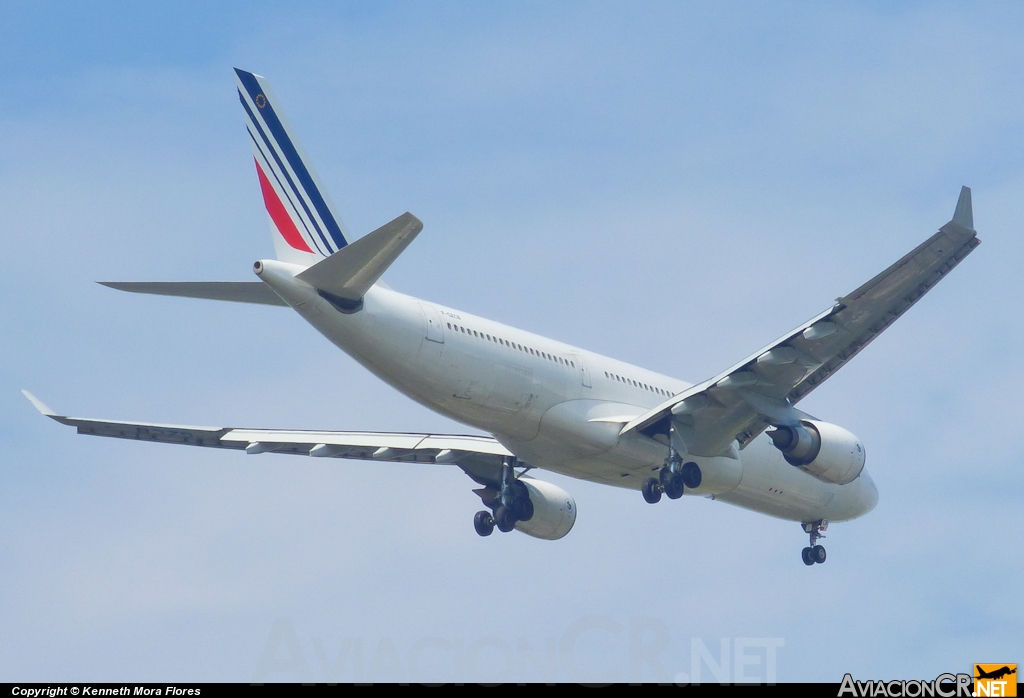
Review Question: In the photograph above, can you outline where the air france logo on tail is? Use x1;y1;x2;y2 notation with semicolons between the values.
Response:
235;68;349;264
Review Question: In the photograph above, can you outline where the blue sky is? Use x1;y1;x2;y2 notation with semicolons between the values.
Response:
1;1;1022;682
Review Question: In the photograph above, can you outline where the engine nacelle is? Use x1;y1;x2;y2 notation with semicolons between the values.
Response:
769;420;865;485
514;479;577;540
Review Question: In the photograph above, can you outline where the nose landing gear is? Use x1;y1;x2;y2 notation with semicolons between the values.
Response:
800;520;828;565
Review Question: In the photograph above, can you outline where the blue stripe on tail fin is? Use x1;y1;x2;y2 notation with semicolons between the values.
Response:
234;68;349;259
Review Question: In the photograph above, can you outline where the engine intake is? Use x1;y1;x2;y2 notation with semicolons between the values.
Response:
514;479;577;540
769;420;865;485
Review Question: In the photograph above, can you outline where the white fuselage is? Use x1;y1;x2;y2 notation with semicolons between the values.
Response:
258;260;879;524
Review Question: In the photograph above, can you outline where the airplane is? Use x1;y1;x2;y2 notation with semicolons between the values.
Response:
975;666;1016;681
24;68;981;565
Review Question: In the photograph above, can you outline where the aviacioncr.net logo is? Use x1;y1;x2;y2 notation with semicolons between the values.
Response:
838;673;973;697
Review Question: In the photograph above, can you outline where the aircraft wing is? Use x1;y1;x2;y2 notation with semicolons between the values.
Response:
22;391;510;487
622;187;981;457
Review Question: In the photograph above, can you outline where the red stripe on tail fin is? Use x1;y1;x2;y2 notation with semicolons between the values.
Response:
254;159;313;253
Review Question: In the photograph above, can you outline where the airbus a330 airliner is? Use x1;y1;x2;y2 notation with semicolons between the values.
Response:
25;69;981;565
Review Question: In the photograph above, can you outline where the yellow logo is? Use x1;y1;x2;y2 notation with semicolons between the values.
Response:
974;665;1017;697
255;93;267;109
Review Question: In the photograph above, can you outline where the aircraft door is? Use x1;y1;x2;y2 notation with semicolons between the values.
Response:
570;353;591;388
419;302;445;343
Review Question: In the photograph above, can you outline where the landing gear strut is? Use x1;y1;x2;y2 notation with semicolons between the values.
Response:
473;457;534;536
800;520;828;565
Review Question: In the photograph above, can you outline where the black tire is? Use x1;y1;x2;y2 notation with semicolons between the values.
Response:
681;461;702;489
642;478;662;504
515;497;535;522
495;505;516;533
473;510;494;537
659;467;674;487
664;473;684;499
812;545;826;564
801;547;814;566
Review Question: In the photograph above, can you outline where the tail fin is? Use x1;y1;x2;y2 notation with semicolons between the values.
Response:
235;68;349;265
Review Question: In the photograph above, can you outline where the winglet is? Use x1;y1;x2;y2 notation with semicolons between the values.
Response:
952;185;973;230
22;390;57;417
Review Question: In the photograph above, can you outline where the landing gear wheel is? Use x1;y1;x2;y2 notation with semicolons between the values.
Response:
658;467;674;487
642;478;662;504
474;510;494;537
658;467;685;499
494;505;516;533
801;547;814;566
681;461;702;489
664;473;684;499
812;545;826;564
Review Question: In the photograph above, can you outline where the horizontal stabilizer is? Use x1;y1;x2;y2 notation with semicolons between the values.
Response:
99;281;288;306
297;212;422;303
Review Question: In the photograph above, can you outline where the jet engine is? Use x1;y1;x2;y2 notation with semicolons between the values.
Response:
513;479;577;540
768;420;865;485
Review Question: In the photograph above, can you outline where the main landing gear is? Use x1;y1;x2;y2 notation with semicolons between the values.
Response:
474;457;534;537
642;451;702;504
800;520;828;565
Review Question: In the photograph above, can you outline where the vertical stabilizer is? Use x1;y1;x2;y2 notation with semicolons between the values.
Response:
235;68;350;266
